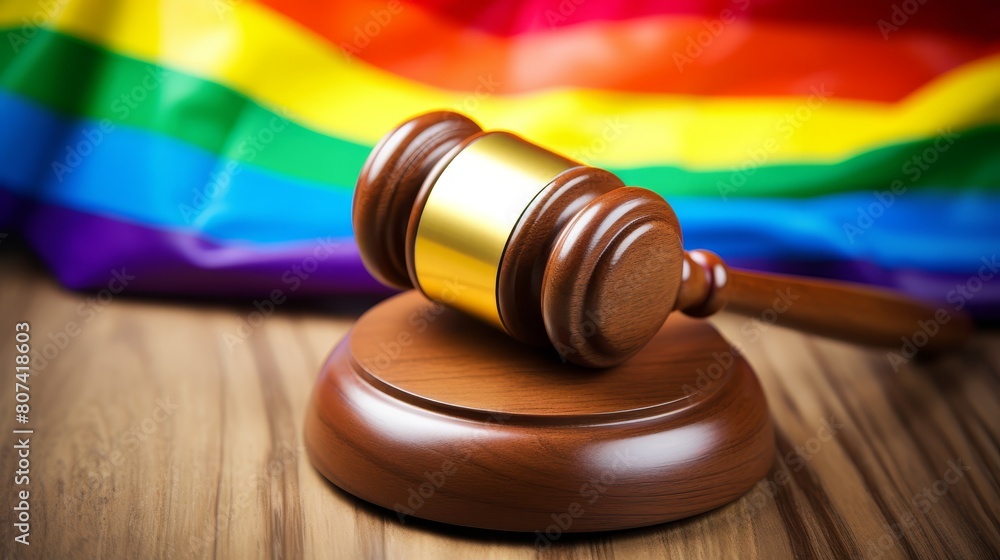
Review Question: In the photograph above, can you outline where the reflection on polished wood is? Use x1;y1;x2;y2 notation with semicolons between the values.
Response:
1;251;998;559
353;112;970;368
305;292;774;532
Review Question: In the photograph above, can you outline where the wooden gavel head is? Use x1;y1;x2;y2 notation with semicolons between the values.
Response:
354;111;727;368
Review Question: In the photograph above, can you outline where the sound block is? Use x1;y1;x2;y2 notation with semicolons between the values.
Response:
305;291;774;533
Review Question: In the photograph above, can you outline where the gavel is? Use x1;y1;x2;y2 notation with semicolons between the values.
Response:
353;111;970;367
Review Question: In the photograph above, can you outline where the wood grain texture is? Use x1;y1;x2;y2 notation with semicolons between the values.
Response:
496;165;623;346
353;111;961;367
305;292;773;531
676;249;972;351
1;250;998;559
541;187;684;367
716;257;973;351
353;111;481;289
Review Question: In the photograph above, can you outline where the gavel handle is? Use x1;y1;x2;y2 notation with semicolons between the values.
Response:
676;250;972;352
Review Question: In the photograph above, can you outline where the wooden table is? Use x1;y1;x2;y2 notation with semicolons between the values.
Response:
1;250;998;559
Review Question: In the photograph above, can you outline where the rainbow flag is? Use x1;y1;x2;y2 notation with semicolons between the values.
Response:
1;0;999;317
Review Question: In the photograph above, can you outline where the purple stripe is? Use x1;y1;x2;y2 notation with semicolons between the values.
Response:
2;191;997;319
2;189;390;297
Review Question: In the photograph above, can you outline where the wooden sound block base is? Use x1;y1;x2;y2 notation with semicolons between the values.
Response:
305;292;775;533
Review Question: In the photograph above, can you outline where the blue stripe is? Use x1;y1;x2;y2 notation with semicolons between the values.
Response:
1;90;997;272
673;189;1000;273
0;90;354;243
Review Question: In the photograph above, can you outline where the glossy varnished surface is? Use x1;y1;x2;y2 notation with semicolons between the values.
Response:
353;111;964;367
353;111;481;289
496;166;623;346
722;266;973;350
350;291;725;416
304;292;774;532
2;253;998;558
542;187;684;367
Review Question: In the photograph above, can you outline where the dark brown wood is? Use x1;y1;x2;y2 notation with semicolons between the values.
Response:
496;166;624;345
304;291;774;532
676;249;730;317
677;250;973;352
541;188;684;368
401;129;485;292
353;111;973;367
353;111;481;288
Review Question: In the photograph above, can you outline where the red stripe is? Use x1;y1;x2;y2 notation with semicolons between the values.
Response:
398;0;1000;41
256;0;1000;102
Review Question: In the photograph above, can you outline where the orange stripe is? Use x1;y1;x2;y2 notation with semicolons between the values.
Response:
257;0;1000;102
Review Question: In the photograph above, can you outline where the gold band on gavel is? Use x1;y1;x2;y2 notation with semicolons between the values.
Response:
413;131;577;330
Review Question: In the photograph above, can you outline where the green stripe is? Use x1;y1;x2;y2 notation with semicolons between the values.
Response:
3;27;999;197
620;126;1000;197
0;27;367;189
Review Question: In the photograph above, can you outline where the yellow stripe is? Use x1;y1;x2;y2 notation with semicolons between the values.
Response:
4;0;999;169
